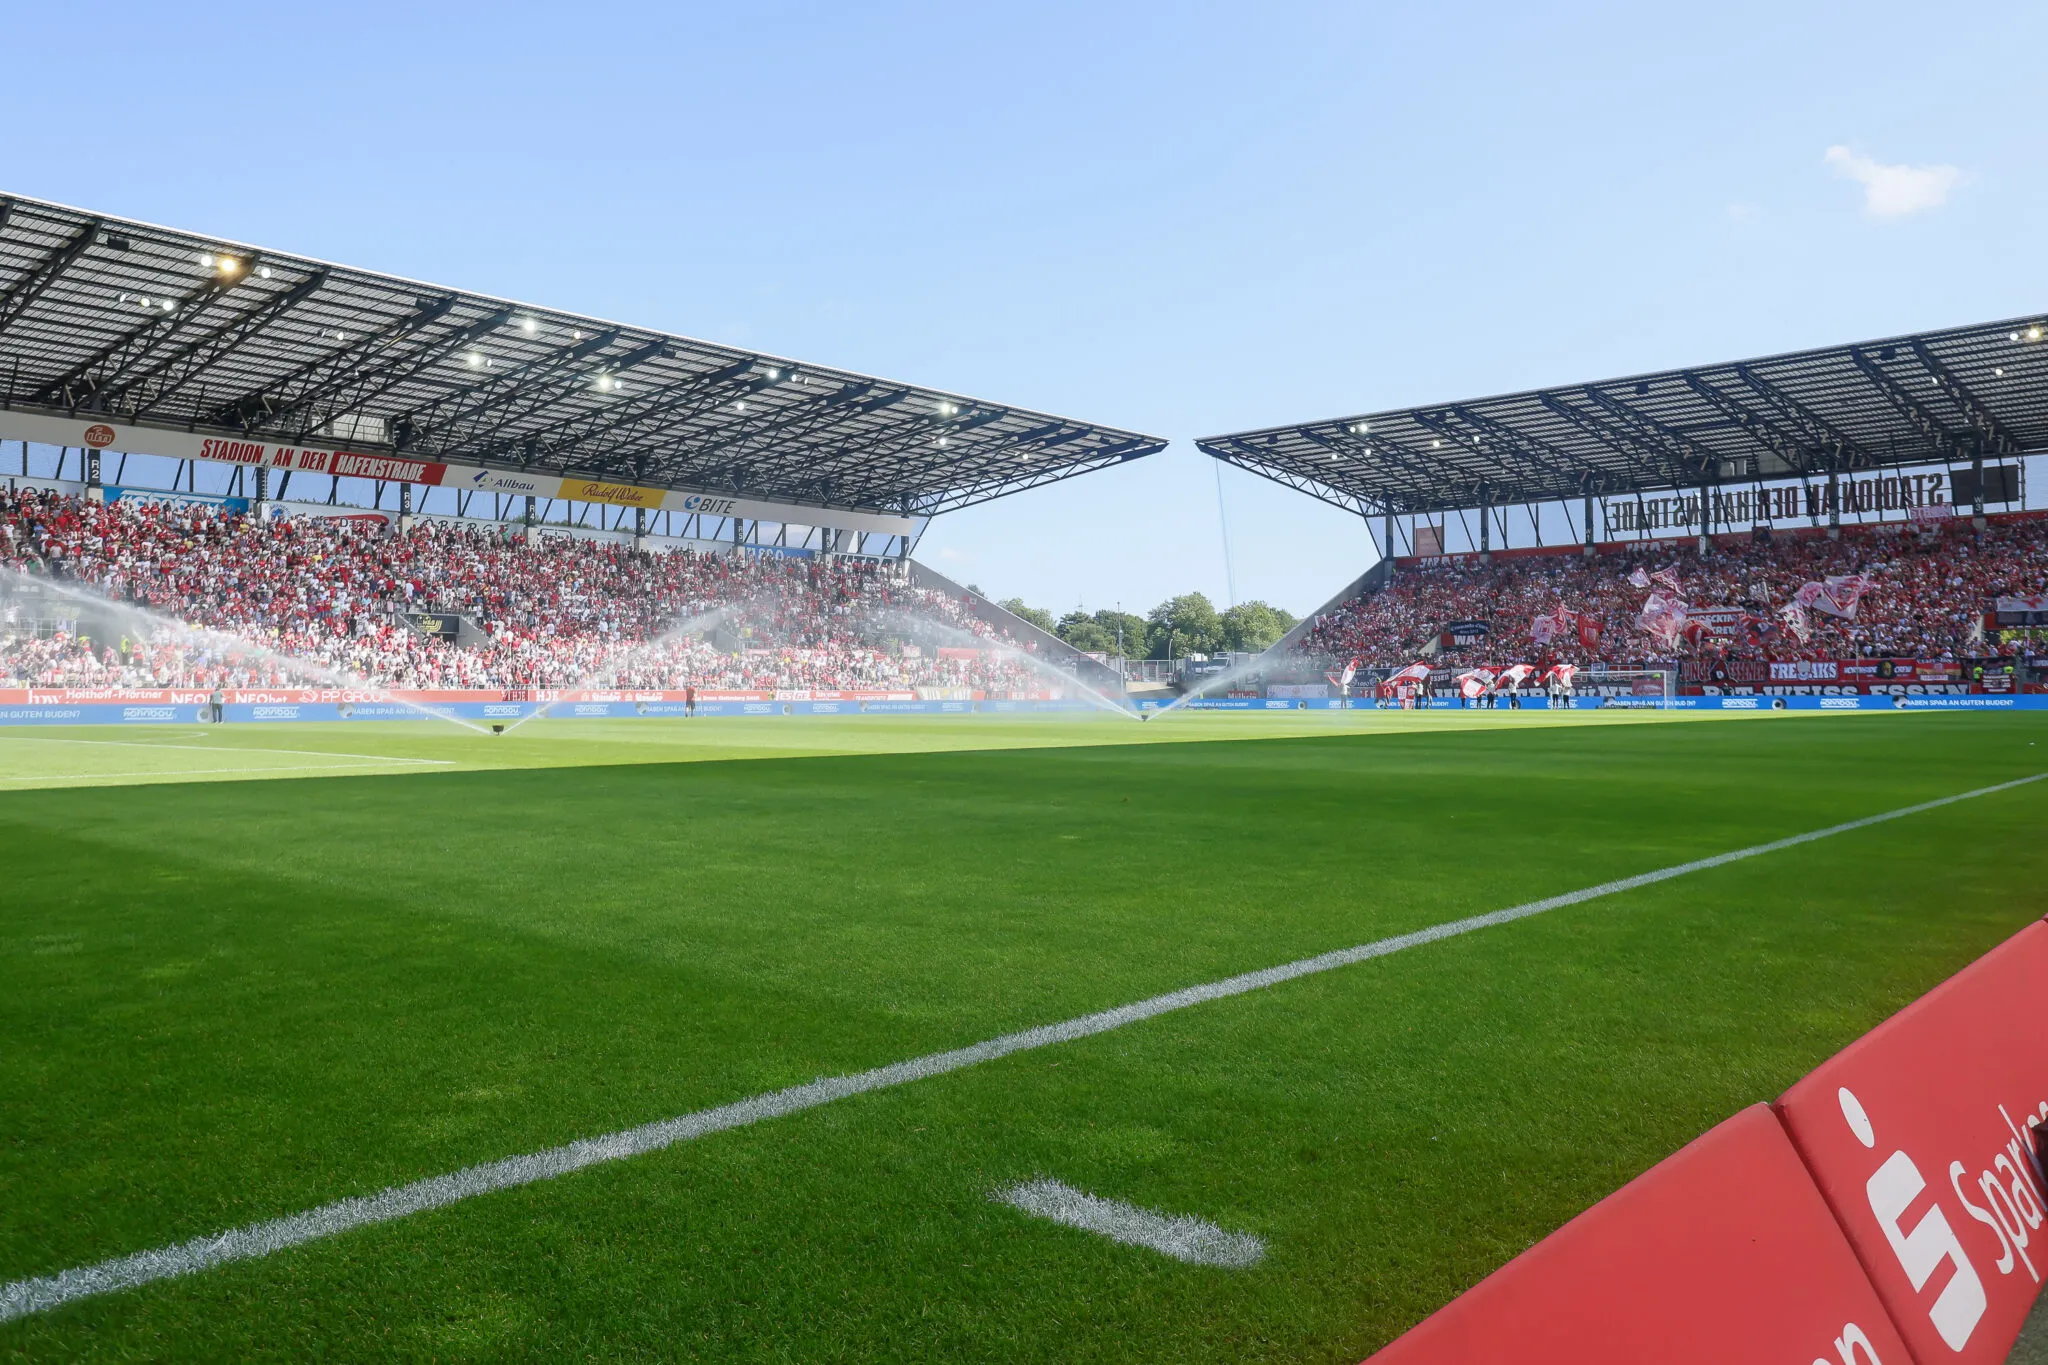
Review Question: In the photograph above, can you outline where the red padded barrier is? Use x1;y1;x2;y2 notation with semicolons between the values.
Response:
1363;1104;1912;1364
1776;920;2048;1365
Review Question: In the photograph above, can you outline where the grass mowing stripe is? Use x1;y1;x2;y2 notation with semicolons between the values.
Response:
3;770;2038;1323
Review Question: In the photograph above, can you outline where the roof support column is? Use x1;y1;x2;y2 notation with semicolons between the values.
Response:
634;505;646;550
398;481;413;533
1971;455;1987;531
1583;492;1596;559
524;494;537;544
1696;473;1712;557
1827;470;1841;541
1382;511;1394;570
84;445;103;504
1478;491;1491;563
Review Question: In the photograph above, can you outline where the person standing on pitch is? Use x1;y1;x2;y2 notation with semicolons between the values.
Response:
208;686;225;724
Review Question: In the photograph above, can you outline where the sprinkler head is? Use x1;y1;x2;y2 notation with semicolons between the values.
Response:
491;724;505;735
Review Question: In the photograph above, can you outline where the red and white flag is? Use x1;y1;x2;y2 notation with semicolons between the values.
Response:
1531;602;1577;645
1627;566;1652;590
1497;662;1535;688
1387;661;1431;683
1797;573;1873;620
1543;663;1578;686
1650;566;1685;596
1636;592;1689;649
1455;667;1497;698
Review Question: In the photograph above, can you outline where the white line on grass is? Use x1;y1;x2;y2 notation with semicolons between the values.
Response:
0;738;453;764
995;1179;1265;1267
1;771;2039;1322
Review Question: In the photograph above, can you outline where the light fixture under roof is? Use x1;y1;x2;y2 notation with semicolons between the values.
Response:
218;257;240;275
197;252;214;267
521;316;538;335
467;351;484;368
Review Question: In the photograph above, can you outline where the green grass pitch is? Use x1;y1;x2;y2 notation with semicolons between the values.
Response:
1;710;2044;1361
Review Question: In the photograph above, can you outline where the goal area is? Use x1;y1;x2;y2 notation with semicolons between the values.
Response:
1578;668;1678;708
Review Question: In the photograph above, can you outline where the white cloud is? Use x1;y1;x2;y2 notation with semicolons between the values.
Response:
1824;146;1962;217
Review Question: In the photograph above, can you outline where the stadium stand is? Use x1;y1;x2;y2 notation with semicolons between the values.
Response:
0;486;1051;693
1293;516;2048;672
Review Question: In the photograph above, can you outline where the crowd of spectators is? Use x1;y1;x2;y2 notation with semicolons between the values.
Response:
0;488;1052;694
1296;519;2048;670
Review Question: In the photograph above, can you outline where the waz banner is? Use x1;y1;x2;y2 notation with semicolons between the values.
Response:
1;411;919;537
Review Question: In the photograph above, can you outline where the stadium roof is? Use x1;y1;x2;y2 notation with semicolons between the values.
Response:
1198;314;2048;517
0;193;1165;518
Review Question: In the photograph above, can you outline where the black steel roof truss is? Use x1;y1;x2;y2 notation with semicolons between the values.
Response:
1730;364;1873;471
1214;439;1379;518
96;268;325;416
0;216;100;339
410;331;647;458
1679;371;1817;477
1300;428;1437;507
1579;385;1722;480
1904;338;2022;456
1848;348;1977;462
200;294;459;431
475;359;765;469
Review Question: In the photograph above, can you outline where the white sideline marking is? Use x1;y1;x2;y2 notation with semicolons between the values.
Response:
1;737;452;764
996;1179;1264;1267
1;772;2039;1322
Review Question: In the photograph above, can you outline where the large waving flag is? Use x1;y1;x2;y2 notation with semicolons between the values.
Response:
1455;667;1497;699
1796;573;1874;620
1636;592;1689;649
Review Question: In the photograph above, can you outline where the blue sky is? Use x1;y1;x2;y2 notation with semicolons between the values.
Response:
5;1;2044;616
